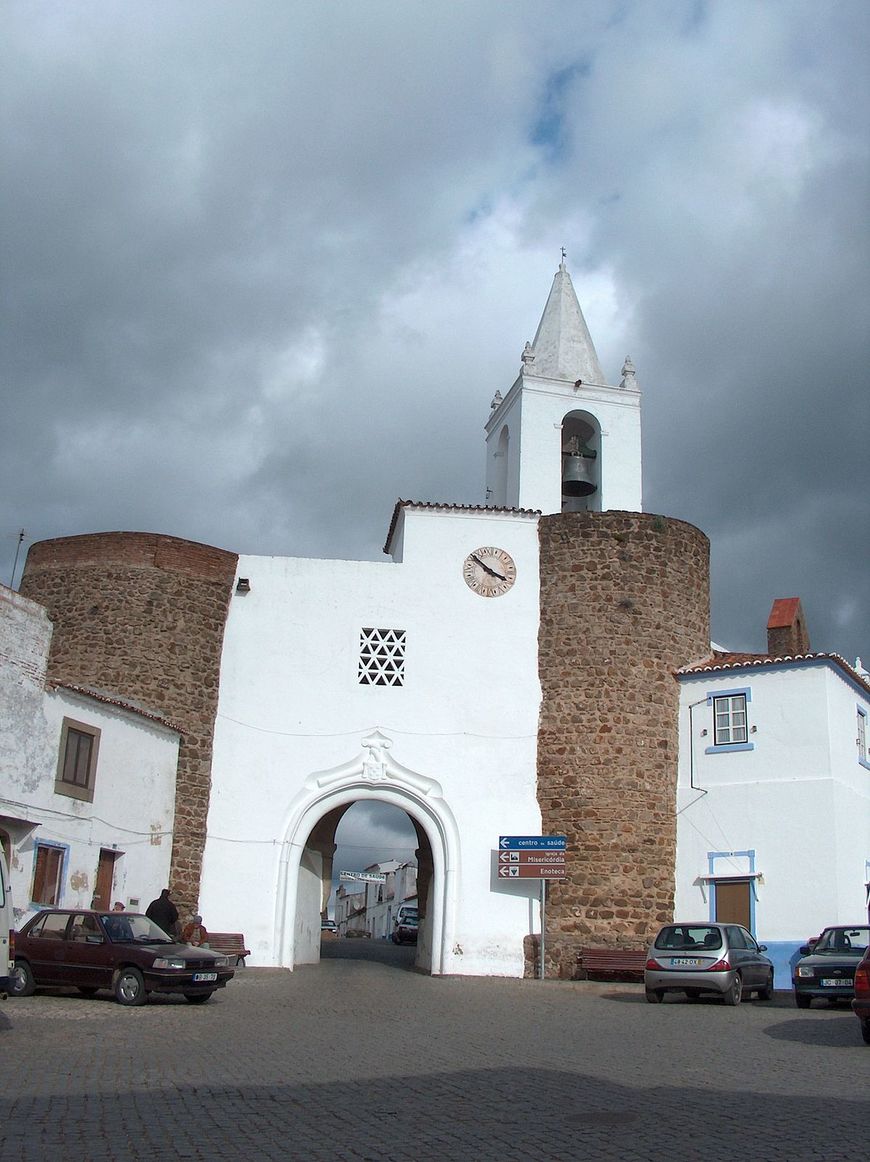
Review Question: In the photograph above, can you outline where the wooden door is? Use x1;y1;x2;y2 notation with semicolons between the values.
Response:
93;850;116;910
714;880;751;928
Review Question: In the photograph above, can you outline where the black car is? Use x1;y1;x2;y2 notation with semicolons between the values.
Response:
792;925;870;1008
9;908;235;1005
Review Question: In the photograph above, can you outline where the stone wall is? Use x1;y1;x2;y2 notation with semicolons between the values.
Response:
534;511;710;978
19;532;238;917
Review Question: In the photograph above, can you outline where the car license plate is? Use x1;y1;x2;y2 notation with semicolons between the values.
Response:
192;972;217;982
821;978;844;987
671;958;700;967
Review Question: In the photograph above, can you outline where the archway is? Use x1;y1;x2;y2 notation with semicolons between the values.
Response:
273;730;460;974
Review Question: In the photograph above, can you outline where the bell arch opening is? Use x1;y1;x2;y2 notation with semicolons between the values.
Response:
561;409;601;512
275;779;458;975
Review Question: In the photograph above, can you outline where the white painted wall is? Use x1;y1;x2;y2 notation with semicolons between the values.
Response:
0;585;180;928
676;661;870;984
200;506;543;974
485;373;642;515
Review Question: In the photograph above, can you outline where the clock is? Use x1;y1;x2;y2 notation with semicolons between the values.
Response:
462;546;517;597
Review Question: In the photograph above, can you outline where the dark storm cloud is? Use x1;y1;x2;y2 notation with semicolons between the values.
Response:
2;0;868;669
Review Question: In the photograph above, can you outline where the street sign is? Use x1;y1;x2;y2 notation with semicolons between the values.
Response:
498;835;566;850
498;850;566;866
339;870;386;884
497;863;565;879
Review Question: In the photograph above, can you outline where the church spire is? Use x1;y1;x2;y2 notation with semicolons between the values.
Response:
528;261;605;385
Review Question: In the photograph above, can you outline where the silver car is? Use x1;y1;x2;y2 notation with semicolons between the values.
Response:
644;922;774;1005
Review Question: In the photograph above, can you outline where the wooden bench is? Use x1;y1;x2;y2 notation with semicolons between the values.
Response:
577;948;647;981
207;933;251;966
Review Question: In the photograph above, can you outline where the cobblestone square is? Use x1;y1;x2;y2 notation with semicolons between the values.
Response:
1;945;866;1161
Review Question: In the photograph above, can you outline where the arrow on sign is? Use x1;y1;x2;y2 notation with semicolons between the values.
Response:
498;866;520;878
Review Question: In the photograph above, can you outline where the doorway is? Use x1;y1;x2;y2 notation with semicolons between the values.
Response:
714;879;751;929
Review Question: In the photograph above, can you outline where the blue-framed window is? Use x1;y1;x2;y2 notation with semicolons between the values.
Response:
858;706;870;770
705;688;754;754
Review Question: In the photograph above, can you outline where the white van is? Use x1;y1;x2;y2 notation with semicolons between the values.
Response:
0;850;11;998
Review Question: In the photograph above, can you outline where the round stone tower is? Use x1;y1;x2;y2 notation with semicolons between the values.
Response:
535;511;710;977
19;532;239;915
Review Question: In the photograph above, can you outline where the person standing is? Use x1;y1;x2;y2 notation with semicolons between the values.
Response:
145;888;180;938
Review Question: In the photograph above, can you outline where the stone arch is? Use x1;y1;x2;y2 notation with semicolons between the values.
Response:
273;730;460;974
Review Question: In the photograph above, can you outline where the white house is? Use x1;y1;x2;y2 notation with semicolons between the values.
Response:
675;598;870;986
0;585;181;926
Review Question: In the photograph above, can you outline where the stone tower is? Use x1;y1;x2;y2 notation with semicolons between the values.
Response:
19;532;238;916
485;261;642;516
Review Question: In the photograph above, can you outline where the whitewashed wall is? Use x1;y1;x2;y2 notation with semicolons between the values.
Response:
676;661;870;985
200;506;543;975
485;372;642;515
0;585;180;927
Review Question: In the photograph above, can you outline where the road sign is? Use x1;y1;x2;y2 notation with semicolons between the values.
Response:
339;870;386;884
498;850;566;866
497;863;566;879
498;835;566;851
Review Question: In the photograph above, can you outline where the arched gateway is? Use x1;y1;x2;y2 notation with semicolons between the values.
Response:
275;731;460;973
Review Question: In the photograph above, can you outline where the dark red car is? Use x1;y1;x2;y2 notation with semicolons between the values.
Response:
9;908;234;1005
852;947;870;1045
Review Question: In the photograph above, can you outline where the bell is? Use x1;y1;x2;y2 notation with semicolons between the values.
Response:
561;437;597;497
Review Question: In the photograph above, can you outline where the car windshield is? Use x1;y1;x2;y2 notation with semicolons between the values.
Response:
399;910;418;923
654;926;723;952
812;927;870;955
100;914;174;944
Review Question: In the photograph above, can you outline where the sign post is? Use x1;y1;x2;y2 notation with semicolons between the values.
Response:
498;836;567;981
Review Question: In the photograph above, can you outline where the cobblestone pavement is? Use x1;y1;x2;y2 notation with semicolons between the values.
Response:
1;941;866;1162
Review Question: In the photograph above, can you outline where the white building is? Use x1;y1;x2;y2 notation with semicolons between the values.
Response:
0;585;181;926
676;598;870;986
198;260;645;975
14;262;868;982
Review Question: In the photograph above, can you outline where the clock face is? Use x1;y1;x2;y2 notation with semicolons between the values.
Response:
462;546;517;598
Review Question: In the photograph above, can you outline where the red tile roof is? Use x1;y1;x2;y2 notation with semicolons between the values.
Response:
678;651;870;694
49;682;184;734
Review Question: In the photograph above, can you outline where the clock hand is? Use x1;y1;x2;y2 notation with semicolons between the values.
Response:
471;554;507;581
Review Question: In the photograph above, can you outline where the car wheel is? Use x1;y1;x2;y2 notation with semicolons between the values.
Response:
114;966;147;1006
184;991;214;1004
77;986;99;997
644;988;663;1004
794;993;812;1009
723;974;743;1006
9;960;36;997
861;1018;870;1046
757;971;774;1001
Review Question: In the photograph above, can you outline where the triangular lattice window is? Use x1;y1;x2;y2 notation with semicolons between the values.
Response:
359;627;406;687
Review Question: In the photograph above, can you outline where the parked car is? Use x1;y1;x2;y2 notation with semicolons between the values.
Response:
391;905;418;945
9;909;235;1006
644;922;774;1005
851;947;870;1045
792;925;870;1008
320;919;337;935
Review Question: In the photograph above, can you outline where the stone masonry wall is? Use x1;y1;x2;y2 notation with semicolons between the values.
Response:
19;532;238;919
534;512;709;978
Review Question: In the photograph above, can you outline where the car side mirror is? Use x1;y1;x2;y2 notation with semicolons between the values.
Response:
798;945;811;956
757;944;767;952
85;935;105;944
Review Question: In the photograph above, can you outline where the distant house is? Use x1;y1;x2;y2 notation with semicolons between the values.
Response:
0;585;181;926
333;861;418;939
675;598;870;986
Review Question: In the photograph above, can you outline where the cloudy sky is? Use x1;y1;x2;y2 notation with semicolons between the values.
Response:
3;4;868;874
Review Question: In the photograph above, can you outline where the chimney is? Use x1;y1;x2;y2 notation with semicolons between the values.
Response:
767;598;810;656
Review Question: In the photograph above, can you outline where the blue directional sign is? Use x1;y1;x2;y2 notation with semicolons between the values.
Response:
499;835;566;851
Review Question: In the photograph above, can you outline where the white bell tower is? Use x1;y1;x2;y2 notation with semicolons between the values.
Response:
484;261;642;515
